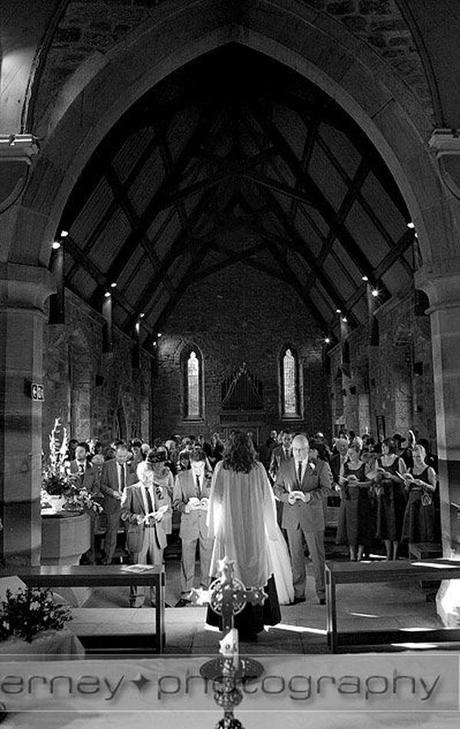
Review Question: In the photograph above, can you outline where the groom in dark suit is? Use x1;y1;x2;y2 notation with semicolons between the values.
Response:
274;434;333;604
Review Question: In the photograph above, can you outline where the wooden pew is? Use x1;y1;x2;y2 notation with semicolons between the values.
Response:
325;559;460;653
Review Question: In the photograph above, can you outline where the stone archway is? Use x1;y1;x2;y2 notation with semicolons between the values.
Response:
12;0;448;269
3;0;460;576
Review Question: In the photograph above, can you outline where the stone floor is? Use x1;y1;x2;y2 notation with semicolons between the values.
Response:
67;553;447;655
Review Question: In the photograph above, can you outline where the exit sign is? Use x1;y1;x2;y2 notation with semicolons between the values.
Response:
31;383;44;401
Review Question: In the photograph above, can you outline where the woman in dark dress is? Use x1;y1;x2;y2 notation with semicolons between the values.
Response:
367;437;407;560
336;442;374;561
401;443;437;554
206;430;281;641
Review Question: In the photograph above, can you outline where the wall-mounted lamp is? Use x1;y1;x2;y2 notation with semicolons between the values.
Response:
335;308;342;314
60;230;69;238
361;275;368;282
51;241;61;250
371;288;379;298
407;222;415;229
110;282;117;288
104;291;111;298
342;316;348;323
324;337;331;344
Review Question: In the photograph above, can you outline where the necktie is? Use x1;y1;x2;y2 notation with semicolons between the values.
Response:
196;474;201;498
79;463;84;474
120;464;126;491
145;487;154;514
297;461;302;485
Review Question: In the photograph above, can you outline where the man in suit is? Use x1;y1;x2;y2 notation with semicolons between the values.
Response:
269;431;293;481
100;443;136;564
121;460;171;607
173;447;213;607
274;434;333;604
330;437;349;487
68;443;92;485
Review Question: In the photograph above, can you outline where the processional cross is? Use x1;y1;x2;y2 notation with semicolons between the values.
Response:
190;556;267;729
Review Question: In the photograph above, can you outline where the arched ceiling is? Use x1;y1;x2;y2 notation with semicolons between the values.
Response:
60;44;414;344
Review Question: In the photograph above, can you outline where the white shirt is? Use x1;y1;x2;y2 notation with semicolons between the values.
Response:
191;468;204;495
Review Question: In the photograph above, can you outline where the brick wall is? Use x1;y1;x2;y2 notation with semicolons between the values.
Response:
43;289;153;446
152;263;331;443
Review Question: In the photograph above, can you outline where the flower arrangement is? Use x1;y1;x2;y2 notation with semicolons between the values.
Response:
0;587;71;643
41;418;103;515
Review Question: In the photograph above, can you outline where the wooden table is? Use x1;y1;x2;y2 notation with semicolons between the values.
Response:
325;559;460;653
0;565;166;653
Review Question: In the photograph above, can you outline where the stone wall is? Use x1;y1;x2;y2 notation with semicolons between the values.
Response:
152;263;331;443
328;290;436;451
43;289;152;446
32;0;431;133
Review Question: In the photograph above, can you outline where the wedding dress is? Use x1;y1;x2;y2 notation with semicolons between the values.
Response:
267;525;294;605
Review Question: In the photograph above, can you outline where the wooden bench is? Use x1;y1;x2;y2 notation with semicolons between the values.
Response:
0;565;165;654
408;542;442;559
325;559;460;653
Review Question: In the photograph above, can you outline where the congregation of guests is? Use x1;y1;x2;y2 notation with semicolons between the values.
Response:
61;425;440;620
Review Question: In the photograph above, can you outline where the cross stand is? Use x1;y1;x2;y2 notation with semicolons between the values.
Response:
190;556;266;686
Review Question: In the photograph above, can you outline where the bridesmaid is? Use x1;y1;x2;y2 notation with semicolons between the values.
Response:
336;442;374;561
401;443;437;556
367;438;407;560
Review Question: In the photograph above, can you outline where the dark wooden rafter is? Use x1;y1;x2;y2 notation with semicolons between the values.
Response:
288;116;320;225
104;164;175;294
242;258;288;283
93;104;220;302
125;186;219;329
238;111;358;319
242;186;354;323
303;158;371;292
192;242;268;282
66;125;165;283
249;100;377;284
62;234;154;339
145;238;213;345
263;240;331;333
275;89;409;219
315;134;413;275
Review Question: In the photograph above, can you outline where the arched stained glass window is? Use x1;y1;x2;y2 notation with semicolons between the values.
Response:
283;349;297;415
182;345;204;420
187;351;200;419
280;346;300;418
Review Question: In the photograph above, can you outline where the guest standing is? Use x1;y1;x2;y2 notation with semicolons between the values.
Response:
336;442;374;561
401;443;437;554
274;434;333;604
100;443;136;564
121;461;171;607
173;448;214;606
206;430;281;641
367;438;407;560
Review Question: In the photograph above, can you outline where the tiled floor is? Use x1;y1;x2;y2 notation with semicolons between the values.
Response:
68;555;446;655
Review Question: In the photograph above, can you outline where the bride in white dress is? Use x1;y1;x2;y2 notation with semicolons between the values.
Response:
266;497;294;605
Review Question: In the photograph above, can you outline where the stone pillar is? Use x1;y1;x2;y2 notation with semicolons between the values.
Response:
0;263;55;566
416;262;460;625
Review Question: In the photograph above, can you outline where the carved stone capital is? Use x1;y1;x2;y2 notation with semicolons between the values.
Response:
0;134;39;213
429;129;460;200
0;262;55;314
415;260;460;311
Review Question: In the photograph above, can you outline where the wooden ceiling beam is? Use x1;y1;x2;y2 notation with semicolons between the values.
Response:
99;105;220;291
